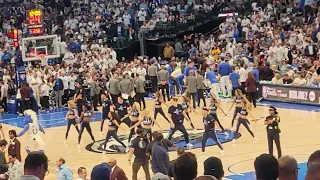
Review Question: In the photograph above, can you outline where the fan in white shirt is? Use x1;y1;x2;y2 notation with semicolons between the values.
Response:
138;8;147;22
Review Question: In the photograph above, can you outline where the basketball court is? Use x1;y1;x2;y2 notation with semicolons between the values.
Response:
1;99;319;180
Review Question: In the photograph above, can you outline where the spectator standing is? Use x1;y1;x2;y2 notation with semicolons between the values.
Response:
168;148;185;179
218;58;232;98
163;43;174;61
229;67;240;96
76;167;88;180
238;64;247;94
203;157;224;180
148;61;158;93
135;77;146;110
146;131;176;156
157;66;170;102
278;156;298;180
254;154;279;180
0;140;8;174
7;153;23;180
0;81;8;113
136;63;147;82
175;40;183;58
137;8;147;27
108;157;128;180
173;152;198;180
119;74;132;101
20;83;31;112
53;75;64;108
245;72;257;108
128;128;151;180
151;133;169;175
90;75;100;111
185;70;197;109
108;74;121;104
21;152;48;180
8;130;21;162
56;158;73;180
60;72;70;106
40;80;50;112
195;70;206;107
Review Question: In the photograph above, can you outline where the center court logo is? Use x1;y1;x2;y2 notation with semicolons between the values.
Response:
85;129;241;154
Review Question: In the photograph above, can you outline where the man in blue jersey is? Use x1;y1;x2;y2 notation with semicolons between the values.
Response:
217;58;232;98
205;67;219;97
184;60;197;77
229;66;240;96
175;74;185;94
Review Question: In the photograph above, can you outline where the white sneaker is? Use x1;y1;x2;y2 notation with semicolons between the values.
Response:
102;151;106;154
64;140;67;145
220;150;225;154
223;132;229;136
94;142;100;147
186;143;193;147
77;144;80;149
199;152;205;156
125;147;130;153
100;132;103;136
254;138;259;142
232;139;236;143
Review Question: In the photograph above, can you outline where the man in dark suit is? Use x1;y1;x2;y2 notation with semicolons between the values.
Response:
8;130;21;162
108;157;128;180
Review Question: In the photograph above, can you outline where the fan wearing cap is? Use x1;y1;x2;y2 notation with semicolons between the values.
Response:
91;163;111;180
264;106;282;158
200;107;224;155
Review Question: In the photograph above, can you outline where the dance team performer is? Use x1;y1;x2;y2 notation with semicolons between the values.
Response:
208;96;229;136
100;90;113;135
181;96;195;129
153;92;170;124
64;100;80;144
230;89;249;129
130;110;162;142
233;100;258;143
77;104;99;148
122;102;142;144
102;111;127;154
200;107;224;155
168;98;193;147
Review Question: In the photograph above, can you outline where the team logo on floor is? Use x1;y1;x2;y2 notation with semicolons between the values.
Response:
85;129;241;154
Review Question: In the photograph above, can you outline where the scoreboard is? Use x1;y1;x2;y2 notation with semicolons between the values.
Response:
27;9;44;35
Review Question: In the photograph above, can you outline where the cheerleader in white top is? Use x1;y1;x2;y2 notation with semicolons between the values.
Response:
17;109;45;153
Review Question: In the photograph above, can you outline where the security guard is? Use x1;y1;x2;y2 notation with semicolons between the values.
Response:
264;106;282;158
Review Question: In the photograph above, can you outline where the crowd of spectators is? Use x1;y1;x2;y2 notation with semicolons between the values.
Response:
8;137;320;180
211;0;320;88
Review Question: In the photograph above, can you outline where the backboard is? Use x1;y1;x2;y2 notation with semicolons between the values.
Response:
21;34;61;61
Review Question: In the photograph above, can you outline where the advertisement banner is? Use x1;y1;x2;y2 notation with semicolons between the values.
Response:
261;84;320;106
